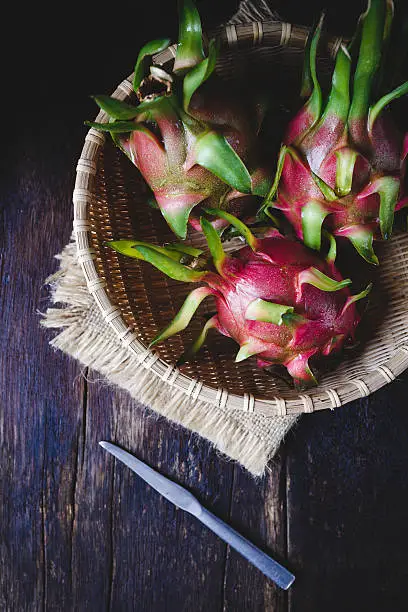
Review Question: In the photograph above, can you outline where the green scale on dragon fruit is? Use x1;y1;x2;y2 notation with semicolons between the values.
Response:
86;0;272;240
261;0;408;265
108;211;371;387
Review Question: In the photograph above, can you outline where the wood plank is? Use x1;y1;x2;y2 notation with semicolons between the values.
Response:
222;454;289;611
286;375;408;612
69;372;117;610
0;128;85;610
71;372;235;611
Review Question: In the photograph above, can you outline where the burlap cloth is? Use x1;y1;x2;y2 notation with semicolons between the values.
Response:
42;0;299;477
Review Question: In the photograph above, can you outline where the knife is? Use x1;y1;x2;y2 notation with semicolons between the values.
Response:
99;441;295;590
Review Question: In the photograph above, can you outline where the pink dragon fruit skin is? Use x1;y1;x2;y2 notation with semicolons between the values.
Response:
117;84;270;238
114;210;370;386
203;235;360;384
86;0;271;240
265;0;408;265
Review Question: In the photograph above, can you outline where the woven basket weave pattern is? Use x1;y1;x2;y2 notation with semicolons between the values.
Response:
74;21;408;416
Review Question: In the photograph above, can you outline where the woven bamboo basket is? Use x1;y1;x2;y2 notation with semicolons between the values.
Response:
74;19;408;417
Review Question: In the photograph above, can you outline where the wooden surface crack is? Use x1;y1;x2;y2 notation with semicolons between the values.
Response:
70;426;81;595
221;464;237;612
70;368;88;600
283;453;290;612
80;370;89;473
40;414;47;612
107;418;119;612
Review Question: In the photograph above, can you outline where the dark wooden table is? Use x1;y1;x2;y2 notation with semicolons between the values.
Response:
2;1;408;610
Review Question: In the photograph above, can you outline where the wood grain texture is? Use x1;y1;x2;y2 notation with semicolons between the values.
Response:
286;379;408;612
2;1;408;611
72;374;235;611
222;454;289;611
0;124;85;611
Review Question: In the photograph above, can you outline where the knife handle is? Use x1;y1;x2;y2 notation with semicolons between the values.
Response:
198;508;295;590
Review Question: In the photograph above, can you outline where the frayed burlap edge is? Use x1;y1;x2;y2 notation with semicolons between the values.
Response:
42;238;298;476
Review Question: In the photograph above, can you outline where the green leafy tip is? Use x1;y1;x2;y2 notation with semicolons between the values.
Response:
174;0;205;74
302;13;324;129
200;217;226;274
203;208;259;251
91;95;140;120
161;201;198;241
321;44;351;123
345;227;379;265
375;176;400;239
192;131;252;194
149;286;213;347
86;97;173;132
341;283;372;316
245;299;294;325
300;18;316;98
235;342;261;363
85;120;142;133
107;240;197;263
368;81;408;133
165;243;203;258
335;148;358;197
133;246;208;282
177;314;218;365
301;200;330;251
298;267;352;292
348;0;386;124
183;38;218;113
322;230;337;263
312;173;338;201
261;145;288;210
130;95;179;122
88;96;175;135
133;38;171;92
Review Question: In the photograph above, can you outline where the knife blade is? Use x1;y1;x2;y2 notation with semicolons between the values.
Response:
99;441;295;590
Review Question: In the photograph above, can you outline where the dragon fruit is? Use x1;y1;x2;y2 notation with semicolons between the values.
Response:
262;0;408;265
86;0;271;239
110;211;371;386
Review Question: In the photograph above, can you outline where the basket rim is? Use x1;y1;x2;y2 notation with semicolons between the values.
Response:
73;31;408;417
